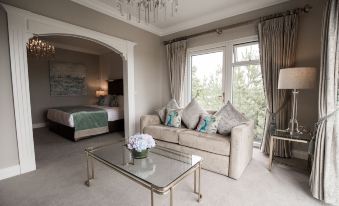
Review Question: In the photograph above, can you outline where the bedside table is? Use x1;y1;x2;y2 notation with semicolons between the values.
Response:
268;130;312;171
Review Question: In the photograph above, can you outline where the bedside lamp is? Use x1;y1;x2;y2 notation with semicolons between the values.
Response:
96;88;106;97
278;67;316;135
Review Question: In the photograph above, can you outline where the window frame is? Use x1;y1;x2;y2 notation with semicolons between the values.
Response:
185;36;259;107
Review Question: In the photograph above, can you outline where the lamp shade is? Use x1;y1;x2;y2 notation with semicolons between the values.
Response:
278;67;316;89
96;89;106;97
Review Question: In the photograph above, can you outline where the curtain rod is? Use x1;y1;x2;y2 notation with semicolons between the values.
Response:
163;4;312;45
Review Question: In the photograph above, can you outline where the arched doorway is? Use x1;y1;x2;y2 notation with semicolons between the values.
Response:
3;4;136;175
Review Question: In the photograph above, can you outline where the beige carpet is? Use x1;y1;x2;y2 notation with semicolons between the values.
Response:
0;128;324;206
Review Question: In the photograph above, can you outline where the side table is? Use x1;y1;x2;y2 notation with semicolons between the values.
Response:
268;130;312;171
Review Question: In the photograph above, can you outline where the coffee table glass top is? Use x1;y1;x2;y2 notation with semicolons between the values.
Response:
86;140;202;190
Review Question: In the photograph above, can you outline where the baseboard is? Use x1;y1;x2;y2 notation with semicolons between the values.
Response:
0;165;20;181
292;149;308;160
33;122;47;129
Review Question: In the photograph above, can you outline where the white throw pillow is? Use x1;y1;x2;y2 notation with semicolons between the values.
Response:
156;99;180;123
215;101;248;135
182;99;207;129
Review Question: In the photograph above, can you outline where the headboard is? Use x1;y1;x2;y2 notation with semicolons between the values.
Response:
108;79;123;95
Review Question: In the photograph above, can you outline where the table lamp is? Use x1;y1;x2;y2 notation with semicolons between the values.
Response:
96;88;106;97
278;67;316;135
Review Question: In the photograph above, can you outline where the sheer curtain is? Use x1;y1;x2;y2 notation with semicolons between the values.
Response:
165;40;187;107
310;0;339;204
258;14;299;157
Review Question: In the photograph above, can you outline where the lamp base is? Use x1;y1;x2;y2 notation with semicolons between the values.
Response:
284;118;303;135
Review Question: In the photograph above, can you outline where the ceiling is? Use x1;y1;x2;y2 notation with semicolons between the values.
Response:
40;35;113;55
71;0;288;36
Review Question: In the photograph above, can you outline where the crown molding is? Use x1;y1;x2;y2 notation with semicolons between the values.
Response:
71;0;288;37
160;0;289;36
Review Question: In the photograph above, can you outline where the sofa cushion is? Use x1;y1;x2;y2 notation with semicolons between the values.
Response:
215;101;248;135
143;124;187;144
155;99;180;123
164;108;183;128
178;130;230;156
182;99;207;129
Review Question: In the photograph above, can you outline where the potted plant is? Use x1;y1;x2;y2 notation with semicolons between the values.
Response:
127;134;155;159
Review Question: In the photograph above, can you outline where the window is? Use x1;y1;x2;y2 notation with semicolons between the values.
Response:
231;42;265;144
189;48;224;110
187;37;265;145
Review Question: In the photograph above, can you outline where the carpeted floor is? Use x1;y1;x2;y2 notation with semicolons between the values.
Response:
0;128;324;206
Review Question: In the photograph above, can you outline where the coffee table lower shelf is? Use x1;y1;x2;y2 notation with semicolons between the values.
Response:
84;150;202;206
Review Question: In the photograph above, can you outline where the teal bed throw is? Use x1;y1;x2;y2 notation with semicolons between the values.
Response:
54;106;108;131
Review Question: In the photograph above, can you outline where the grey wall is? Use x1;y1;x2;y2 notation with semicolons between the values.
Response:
28;48;100;124
0;6;19;169
99;52;123;90
162;0;324;154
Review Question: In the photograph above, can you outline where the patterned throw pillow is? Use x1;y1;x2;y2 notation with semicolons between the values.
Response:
215;101;248;135
196;114;220;134
156;99;180;123
165;108;183;128
109;95;119;107
97;95;105;106
182;99;207;129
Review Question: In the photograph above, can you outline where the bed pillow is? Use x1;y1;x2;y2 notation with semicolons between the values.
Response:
156;99;180;123
165;108;183;128
103;95;111;106
182;99;207;129
97;96;105;106
109;95;119;107
195;114;220;134
215;101;248;135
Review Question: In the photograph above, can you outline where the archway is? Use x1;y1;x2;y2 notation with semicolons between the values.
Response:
2;4;136;175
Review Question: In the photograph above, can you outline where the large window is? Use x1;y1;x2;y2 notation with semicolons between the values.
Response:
187;37;265;145
231;42;265;144
190;49;224;110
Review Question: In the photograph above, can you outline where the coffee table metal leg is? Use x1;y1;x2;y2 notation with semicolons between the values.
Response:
198;162;202;202
170;187;173;206
91;157;95;179
151;187;154;206
85;153;91;187
194;170;197;193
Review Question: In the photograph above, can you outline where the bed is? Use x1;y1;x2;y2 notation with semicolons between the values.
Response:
47;79;124;141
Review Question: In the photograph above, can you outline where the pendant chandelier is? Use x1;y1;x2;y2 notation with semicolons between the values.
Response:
26;36;56;58
116;0;179;24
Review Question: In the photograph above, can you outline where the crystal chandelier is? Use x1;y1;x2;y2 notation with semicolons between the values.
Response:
26;36;55;58
116;0;179;23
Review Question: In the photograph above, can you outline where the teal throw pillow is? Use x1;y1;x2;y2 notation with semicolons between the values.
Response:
165;108;183;128
196;114;219;134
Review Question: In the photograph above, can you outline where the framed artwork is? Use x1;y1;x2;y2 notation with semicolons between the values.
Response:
49;61;87;96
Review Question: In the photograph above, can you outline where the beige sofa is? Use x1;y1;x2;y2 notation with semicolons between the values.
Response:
140;114;255;179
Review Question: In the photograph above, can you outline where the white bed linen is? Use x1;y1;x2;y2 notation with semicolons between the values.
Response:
47;105;124;128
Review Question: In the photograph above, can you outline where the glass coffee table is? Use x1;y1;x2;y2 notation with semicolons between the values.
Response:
84;140;203;206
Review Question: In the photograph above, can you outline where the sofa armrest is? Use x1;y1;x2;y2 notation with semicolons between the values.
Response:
140;115;161;133
228;120;255;179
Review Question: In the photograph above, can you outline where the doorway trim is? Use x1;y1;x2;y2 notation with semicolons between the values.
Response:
2;4;136;175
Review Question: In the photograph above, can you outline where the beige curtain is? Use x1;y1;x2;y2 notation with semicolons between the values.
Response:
165;40;187;107
310;0;339;204
258;14;299;157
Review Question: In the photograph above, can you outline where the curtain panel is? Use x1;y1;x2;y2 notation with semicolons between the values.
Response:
258;14;299;157
310;0;339;204
165;40;187;107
